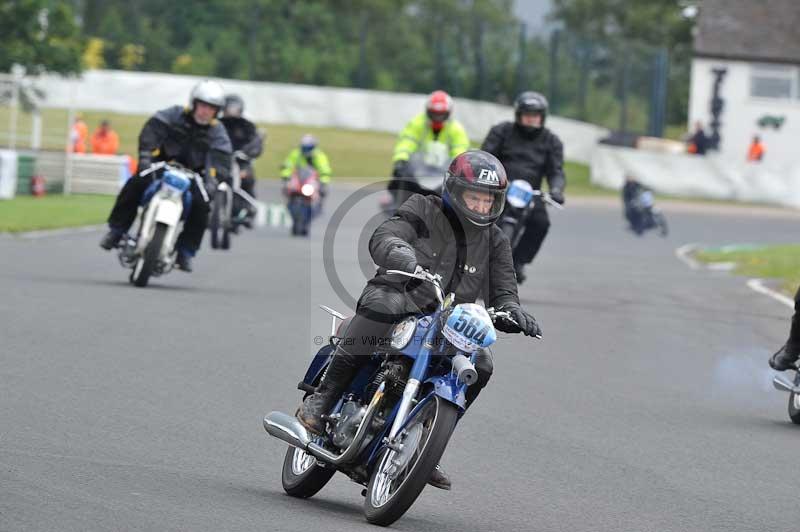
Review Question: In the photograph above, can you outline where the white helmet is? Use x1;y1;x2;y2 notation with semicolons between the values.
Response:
190;80;225;109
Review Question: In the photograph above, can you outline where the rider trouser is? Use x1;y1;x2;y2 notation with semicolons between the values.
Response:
240;176;256;198
107;173;210;254
512;204;551;266
786;285;800;357
323;284;493;408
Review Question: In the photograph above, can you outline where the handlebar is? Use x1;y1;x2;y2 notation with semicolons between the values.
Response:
385;266;445;307
486;307;519;328
531;190;565;210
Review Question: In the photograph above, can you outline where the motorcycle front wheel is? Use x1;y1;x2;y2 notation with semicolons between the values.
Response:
364;395;458;526
130;222;167;288
210;190;231;249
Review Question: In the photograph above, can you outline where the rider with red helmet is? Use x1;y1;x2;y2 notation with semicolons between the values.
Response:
296;149;541;490
389;90;470;200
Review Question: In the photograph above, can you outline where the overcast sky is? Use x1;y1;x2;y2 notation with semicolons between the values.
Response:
513;0;555;35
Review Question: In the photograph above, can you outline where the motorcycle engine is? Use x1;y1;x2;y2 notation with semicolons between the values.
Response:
331;399;367;450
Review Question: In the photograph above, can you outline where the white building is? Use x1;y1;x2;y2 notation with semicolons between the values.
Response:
688;0;800;171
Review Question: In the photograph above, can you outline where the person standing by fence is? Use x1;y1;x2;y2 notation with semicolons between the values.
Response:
70;115;88;153
90;120;120;155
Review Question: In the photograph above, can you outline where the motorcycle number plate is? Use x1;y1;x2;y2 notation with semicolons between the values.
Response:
442;303;497;353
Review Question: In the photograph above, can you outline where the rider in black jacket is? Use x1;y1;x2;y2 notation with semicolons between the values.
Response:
295;150;542;490
221;94;265;224
481;91;566;283
99;81;232;272
220;94;264;198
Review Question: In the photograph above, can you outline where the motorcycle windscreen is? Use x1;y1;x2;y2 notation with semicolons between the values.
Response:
162;169;192;193
506;179;535;209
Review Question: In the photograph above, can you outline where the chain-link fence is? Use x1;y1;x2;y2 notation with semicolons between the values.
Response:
348;24;687;140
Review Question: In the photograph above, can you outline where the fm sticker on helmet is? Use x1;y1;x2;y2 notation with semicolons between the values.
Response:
477;169;500;184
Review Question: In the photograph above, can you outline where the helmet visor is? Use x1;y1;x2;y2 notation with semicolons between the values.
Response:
445;180;506;225
427;110;450;123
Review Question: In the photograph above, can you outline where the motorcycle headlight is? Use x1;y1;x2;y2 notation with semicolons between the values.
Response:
301;183;315;197
391;317;417;350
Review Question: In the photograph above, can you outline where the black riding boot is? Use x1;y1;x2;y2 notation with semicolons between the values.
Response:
296;346;360;434
770;344;800;371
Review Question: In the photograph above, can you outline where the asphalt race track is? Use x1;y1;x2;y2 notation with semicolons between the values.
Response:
3;182;800;531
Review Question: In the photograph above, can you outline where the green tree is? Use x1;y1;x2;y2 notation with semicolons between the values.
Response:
0;0;83;74
550;0;695;128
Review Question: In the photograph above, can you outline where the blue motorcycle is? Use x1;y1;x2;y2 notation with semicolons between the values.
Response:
263;268;534;526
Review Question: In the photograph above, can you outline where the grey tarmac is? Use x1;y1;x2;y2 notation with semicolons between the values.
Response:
1;181;798;531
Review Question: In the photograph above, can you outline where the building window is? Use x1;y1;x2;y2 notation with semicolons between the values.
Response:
750;65;797;100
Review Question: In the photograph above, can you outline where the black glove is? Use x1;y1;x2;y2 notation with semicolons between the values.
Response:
392;160;410;179
384;241;417;273
550;188;565;205
496;304;542;338
319;183;328;197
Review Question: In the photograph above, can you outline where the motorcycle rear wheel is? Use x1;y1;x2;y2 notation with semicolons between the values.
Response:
655;212;669;237
788;373;800;424
281;444;336;498
363;395;458;526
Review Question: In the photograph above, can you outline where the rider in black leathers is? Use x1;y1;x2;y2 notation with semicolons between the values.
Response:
100;80;232;272
481;91;566;283
220;94;264;200
295;150;542;490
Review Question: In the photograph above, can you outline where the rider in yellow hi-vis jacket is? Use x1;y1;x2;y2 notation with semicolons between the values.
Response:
281;134;332;199
389;90;470;202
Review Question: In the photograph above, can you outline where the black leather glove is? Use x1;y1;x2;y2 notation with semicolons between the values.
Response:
550;188;565;205
319;183;328;197
496;304;542;338
392;159;410;179
384;240;417;273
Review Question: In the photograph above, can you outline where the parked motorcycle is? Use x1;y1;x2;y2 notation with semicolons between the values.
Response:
209;151;258;249
263;267;537;526
497;179;564;251
286;165;321;236
117;162;207;287
772;368;800;424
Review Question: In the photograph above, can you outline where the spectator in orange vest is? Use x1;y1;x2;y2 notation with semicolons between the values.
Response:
91;120;120;155
70;116;88;153
747;134;765;162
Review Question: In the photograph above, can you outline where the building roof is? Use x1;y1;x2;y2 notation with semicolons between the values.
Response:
694;0;800;64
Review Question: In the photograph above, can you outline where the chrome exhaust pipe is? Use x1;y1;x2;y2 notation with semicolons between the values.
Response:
452;354;478;386
263;382;386;466
263;411;312;450
772;374;800;394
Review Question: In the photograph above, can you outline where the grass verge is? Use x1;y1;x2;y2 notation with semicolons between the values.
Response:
695;244;800;295
0;194;113;233
2;105;603;188
1;106;608;232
